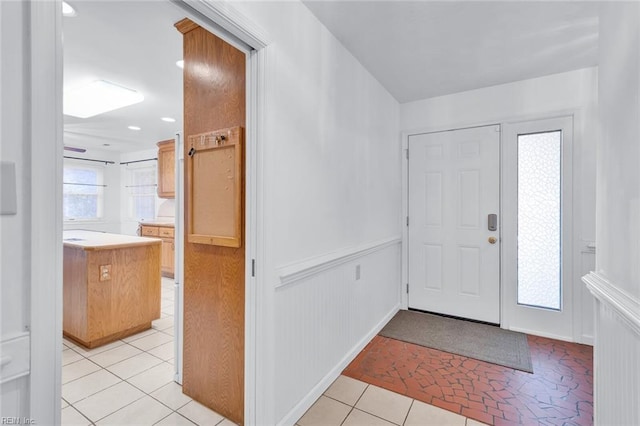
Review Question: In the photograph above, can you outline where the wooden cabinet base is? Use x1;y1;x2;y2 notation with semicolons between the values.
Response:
63;236;161;349
63;323;151;349
140;224;175;278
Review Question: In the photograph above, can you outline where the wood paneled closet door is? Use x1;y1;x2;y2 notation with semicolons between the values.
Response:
175;18;246;424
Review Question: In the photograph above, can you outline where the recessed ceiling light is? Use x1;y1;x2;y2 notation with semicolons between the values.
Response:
64;80;144;118
176;60;184;69
161;117;176;123
62;1;76;17
128;125;141;131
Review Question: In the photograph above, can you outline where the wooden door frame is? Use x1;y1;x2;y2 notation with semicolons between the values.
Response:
29;1;270;424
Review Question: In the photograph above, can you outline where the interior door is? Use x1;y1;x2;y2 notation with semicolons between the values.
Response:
408;125;500;323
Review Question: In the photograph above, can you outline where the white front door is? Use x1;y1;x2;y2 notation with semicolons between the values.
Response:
408;125;501;323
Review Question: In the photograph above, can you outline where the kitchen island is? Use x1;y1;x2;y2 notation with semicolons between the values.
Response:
63;230;162;348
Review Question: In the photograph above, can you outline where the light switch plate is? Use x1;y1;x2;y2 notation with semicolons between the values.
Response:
1;161;17;215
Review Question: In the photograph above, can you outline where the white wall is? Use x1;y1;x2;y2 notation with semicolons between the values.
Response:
584;2;640;424
62;149;121;234
0;1;30;417
232;2;402;424
595;4;640;299
401;68;598;344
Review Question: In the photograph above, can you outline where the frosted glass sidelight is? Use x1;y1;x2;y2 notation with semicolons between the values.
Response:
517;131;562;310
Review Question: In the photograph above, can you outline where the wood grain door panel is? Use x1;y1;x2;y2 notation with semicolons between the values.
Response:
176;18;246;424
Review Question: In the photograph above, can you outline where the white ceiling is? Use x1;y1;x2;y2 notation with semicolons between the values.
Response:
303;1;600;103
63;0;185;153
64;1;601;153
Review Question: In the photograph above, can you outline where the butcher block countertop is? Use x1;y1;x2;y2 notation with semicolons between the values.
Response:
63;230;161;250
139;221;174;228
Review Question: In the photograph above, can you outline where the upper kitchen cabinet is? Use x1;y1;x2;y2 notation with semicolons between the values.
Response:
157;139;175;198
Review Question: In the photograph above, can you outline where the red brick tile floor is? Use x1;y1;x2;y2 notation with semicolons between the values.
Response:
343;334;593;425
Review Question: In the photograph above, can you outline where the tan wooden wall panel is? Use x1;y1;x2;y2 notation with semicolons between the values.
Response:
177;19;246;425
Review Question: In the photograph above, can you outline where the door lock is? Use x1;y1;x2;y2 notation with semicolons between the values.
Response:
488;214;497;231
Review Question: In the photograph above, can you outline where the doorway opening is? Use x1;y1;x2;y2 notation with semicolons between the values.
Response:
58;1;257;424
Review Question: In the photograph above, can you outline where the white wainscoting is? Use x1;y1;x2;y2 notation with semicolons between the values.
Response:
583;272;640;425
0;333;30;418
275;238;401;425
0;376;29;418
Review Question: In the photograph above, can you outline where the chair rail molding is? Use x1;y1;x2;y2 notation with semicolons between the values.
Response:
278;236;402;288
582;271;640;336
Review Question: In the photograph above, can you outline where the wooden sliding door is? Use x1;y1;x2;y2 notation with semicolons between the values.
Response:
175;18;246;424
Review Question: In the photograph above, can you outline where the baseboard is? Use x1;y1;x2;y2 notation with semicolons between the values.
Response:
277;303;401;426
580;334;594;346
506;326;574;343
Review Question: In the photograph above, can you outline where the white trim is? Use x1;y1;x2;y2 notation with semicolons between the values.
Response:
29;0;63;424
402;108;584;140
581;334;594;346
253;45;273;426
506;327;575;343
277;237;402;288
243;46;266;426
583;272;640;336
401;133;409;309
276;303;401;426
173;0;269;50
173;131;184;385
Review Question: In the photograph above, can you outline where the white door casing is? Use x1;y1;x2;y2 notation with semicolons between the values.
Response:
408;125;501;323
502;116;574;340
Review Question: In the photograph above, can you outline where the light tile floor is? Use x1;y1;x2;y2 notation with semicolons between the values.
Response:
62;278;235;426
63;277;486;425
296;375;486;426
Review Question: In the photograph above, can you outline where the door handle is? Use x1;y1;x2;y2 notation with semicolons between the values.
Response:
488;214;497;231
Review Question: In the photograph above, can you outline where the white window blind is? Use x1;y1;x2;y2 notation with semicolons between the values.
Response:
63;163;104;220
126;165;157;221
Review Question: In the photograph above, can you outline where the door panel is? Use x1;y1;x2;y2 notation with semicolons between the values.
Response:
502;117;574;340
176;19;246;424
408;125;500;323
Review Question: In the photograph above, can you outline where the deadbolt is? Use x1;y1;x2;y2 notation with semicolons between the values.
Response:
488;214;498;231
488;237;497;244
